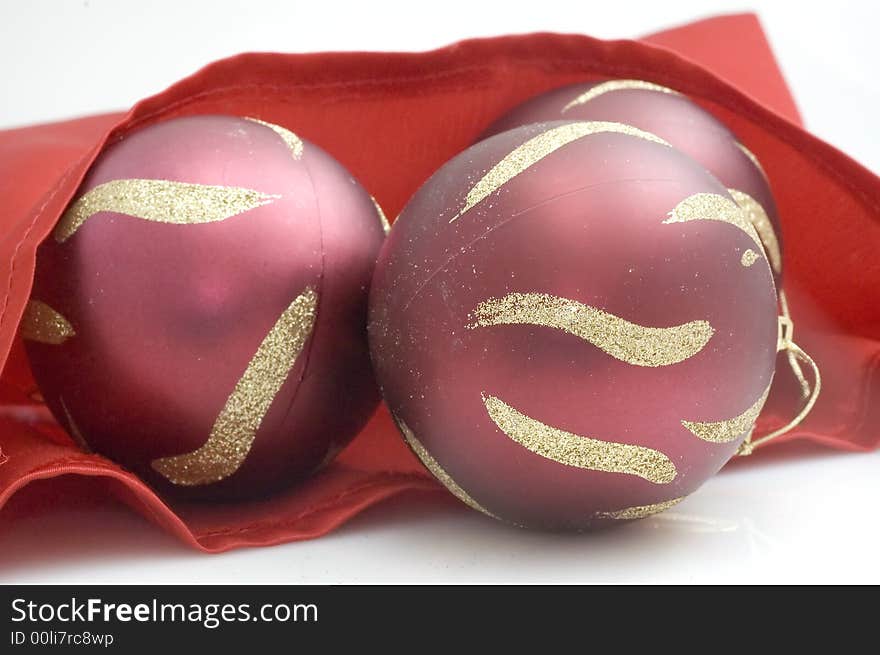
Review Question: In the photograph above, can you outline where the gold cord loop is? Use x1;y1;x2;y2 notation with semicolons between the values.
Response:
779;290;811;398
737;312;821;456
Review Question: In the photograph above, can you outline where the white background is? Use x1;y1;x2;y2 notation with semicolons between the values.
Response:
1;0;878;583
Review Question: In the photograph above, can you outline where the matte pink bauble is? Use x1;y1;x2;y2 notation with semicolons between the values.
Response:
484;80;784;282
369;121;778;529
23;115;386;497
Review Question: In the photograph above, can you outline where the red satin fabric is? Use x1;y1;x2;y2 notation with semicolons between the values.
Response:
0;14;877;552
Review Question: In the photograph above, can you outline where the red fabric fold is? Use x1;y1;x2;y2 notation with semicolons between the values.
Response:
0;13;877;552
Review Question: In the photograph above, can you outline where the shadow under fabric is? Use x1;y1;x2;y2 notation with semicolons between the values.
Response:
0;13;878;552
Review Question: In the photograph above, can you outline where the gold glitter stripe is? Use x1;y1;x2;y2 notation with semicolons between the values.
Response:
681;384;771;443
20;300;75;344
663;192;764;252
596;497;684;520
735;141;767;178
741;249;759;267
483;394;677;484
244;117;304;159
450;121;670;223
60;397;91;452
371;195;391;235
395;415;497;518
152;287;318;486
468;292;713;367
54;179;279;243
561;80;680;113
728;188;782;274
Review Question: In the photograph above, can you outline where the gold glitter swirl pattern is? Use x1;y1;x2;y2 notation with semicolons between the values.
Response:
561;80;680;113
596;497;684;520
60;397;92;452
54;179;279;243
244;117;304;159
395;415;497;518
20;300;75;344
741;249;759;267
663;192;764;252
734;141;767;178
681;384;771;443
728;188;782;274
483;394;677;484
151;287;318;486
371;195;391;235
468;292;714;367
450;121;670;223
